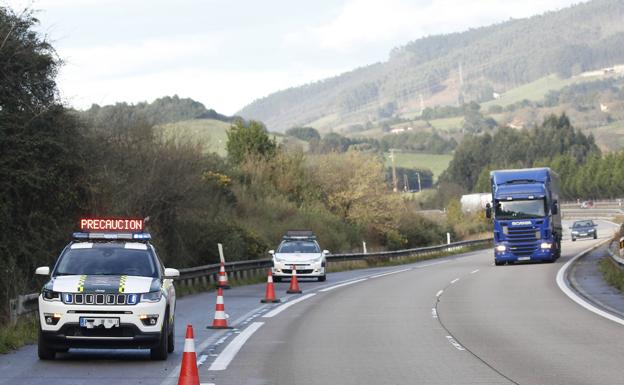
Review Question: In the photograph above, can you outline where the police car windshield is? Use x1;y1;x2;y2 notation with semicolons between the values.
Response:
278;240;320;253
55;244;158;277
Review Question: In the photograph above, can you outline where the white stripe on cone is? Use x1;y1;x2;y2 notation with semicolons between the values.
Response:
184;337;195;353
216;296;224;305
214;311;228;319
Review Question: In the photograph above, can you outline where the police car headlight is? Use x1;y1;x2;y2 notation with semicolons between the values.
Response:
141;290;162;303
42;289;61;301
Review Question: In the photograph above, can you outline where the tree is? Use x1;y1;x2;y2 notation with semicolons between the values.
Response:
226;119;276;165
285;126;320;142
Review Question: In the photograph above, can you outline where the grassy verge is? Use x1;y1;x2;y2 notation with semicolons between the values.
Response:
599;256;624;292
0;316;38;354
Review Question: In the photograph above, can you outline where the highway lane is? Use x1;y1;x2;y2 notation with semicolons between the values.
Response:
2;220;620;384
209;220;622;385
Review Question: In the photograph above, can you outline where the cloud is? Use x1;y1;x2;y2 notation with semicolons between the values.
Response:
288;0;581;52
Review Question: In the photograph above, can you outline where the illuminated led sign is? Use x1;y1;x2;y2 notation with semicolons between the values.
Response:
79;218;144;232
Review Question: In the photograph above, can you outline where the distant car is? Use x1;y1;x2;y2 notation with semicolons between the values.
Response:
570;220;597;241
580;200;594;209
270;231;328;282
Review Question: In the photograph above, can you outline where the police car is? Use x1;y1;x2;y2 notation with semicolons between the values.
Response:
270;231;328;282
35;218;179;360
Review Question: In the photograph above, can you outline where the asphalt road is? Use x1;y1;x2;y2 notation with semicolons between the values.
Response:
1;220;622;385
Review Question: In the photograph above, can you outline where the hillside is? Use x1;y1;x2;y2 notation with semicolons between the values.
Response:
237;0;624;132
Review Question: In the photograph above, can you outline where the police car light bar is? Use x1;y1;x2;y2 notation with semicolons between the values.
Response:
80;218;144;232
72;232;152;241
283;230;316;240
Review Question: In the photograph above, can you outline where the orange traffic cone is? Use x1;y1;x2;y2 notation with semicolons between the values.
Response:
261;269;281;303
207;287;232;329
177;325;200;385
287;265;302;294
216;262;230;289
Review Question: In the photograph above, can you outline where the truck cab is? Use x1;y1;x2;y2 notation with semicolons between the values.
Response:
487;168;562;265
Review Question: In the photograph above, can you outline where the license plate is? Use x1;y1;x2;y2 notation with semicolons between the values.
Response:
517;256;531;261
580;233;587;236
79;317;120;329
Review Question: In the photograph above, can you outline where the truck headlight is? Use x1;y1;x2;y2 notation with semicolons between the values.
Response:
141;290;162;303
42;289;61;301
540;242;552;249
495;245;506;252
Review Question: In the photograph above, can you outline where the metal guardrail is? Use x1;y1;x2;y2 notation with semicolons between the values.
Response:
8;238;493;323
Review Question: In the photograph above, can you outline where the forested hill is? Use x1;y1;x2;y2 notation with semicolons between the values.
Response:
237;0;624;132
79;95;235;128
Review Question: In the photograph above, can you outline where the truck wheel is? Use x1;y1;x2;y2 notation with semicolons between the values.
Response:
167;316;175;353
494;260;504;266
150;317;169;361
37;329;56;360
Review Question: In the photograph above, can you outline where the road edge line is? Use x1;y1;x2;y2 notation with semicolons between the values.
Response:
208;321;264;371
556;238;624;326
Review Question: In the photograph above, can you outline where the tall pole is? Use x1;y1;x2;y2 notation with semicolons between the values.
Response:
390;149;398;193
417;172;422;192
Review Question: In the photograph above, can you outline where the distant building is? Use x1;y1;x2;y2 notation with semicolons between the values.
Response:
600;103;609;112
492;92;501;100
506;117;525;129
390;128;406;134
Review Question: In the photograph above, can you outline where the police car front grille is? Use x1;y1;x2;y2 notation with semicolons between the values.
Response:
63;292;136;305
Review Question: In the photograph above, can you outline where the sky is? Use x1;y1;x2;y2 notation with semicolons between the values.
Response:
2;0;583;114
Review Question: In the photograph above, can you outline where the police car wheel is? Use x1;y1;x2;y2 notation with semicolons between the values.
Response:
594;233;598;239
150;317;169;361
167;317;175;353
318;275;326;282
37;329;56;360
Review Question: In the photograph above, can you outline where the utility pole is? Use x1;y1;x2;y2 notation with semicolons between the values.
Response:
417;172;422;192
390;149;398;193
419;94;425;115
403;174;409;192
458;62;465;106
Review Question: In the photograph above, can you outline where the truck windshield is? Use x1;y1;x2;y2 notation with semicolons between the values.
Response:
495;199;546;219
55;244;158;277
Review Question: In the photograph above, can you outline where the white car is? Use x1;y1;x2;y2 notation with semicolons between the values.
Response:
36;219;179;360
270;231;328;282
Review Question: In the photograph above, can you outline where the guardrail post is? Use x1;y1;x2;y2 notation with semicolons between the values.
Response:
619;237;624;257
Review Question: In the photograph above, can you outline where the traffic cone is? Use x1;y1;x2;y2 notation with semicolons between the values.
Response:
207;287;232;329
261;269;281;303
177;325;199;385
287;265;302;294
216;262;230;289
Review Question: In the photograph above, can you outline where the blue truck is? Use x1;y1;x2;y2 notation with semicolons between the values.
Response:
486;168;562;265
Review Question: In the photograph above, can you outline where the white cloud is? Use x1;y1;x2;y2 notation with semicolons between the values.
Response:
289;0;581;52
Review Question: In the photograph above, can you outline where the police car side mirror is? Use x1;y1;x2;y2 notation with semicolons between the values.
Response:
35;266;50;276
163;268;179;279
269;250;275;255
323;250;329;255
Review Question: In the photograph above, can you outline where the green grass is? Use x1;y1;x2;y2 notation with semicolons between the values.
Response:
384;152;453;182
0;316;38;354
428;116;464;132
599;256;624;292
482;74;603;108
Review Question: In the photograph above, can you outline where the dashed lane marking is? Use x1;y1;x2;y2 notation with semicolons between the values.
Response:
450;278;459;284
319;278;367;292
262;293;316;318
436;290;444;297
470;269;479;274
446;335;465;351
208;322;264;371
197;354;208;367
431;308;438;319
369;268;411;279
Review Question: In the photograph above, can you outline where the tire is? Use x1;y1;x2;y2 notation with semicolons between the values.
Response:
273;276;282;282
37;329;56;360
593;233;598;239
571;238;576;242
150;317;169;361
167;316;175;354
494;260;504;266
318;275;326;282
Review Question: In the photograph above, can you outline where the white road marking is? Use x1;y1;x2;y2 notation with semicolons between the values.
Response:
196;354;208;367
369;268;411;278
556;239;624;326
263;293;316;318
431;308;438;319
319;278;367;292
208;322;264;371
436;290;444;297
450;278;459;284
470;269;479;274
446;335;465;351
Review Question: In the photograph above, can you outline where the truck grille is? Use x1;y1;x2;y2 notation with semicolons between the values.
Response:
507;225;539;256
62;292;139;305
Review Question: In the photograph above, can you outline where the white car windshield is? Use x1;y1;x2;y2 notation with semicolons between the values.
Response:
277;241;320;253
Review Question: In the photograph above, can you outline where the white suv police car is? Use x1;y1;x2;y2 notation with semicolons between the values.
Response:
270;231;328;282
36;218;179;360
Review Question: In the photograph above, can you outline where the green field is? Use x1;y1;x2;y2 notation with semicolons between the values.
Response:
383;152;453;182
428;116;464;132
482;74;603;108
